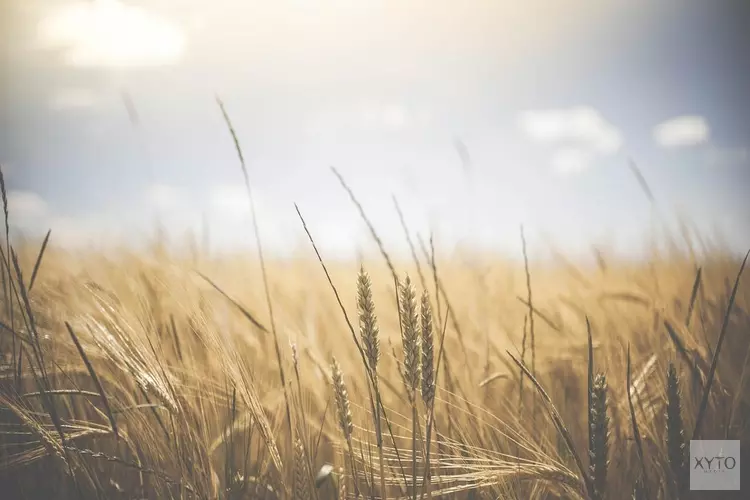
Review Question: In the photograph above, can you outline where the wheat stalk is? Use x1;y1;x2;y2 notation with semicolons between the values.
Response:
420;289;436;499
665;362;687;499
398;275;421;500
420;291;435;409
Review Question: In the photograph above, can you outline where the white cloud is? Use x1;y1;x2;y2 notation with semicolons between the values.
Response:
146;184;184;212
36;0;186;68
49;87;99;110
653;116;710;148
518;106;622;154
551;148;594;174
518;106;622;174
7;190;48;219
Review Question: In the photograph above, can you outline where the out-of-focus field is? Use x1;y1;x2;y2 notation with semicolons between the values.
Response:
1;225;749;499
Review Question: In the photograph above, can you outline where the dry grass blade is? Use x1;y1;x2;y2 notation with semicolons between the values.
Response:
627;159;655;205
662;320;691;366
515;297;562;333
0;164;8;240
294;205;364;365
507;351;590;498
64;322;118;440
11;250;43;361
393;196;428;292
663;320;704;386
216;95;294;446
198;272;269;334
520;226;536;386
21;347;72;470
692;249;749;440
0;165;14;385
421;302;450;500
478;372;508;388
27;229;51;293
331;166;397;282
597;291;651;307
587;316;594;456
685;267;702;327
0;392;68;467
453;136;472;174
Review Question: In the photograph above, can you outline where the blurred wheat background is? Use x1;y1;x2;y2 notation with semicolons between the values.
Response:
2;156;749;498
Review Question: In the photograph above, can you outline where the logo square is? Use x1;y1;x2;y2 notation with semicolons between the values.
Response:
690;440;740;491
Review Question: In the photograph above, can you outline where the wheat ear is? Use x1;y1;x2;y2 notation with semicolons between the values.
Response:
294;437;312;500
357;267;386;500
331;357;359;498
589;374;609;500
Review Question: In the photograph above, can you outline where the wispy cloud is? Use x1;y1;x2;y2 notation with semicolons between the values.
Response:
518;106;622;173
653;115;710;148
519;106;622;154
36;0;186;68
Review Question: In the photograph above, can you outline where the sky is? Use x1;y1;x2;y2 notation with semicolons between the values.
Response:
1;0;749;259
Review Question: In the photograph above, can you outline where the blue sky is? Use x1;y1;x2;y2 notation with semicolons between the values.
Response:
1;0;749;258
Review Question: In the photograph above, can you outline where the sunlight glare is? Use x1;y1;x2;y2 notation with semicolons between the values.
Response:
36;0;186;68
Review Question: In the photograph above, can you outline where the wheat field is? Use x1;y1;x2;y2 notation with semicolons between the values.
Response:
1;161;749;500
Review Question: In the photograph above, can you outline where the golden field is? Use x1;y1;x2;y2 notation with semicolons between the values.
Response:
1;196;749;500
